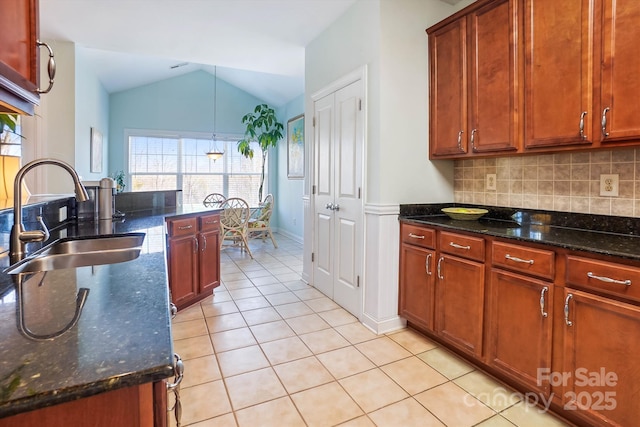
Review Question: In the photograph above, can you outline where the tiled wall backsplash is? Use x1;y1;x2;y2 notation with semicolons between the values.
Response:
453;148;640;217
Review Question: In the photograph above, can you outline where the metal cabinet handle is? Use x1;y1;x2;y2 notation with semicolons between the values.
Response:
170;303;177;319
333;204;340;211
540;287;548;318
167;353;184;427
202;235;207;251
579;111;587;140
425;253;432;276
457;130;464;150
470;128;477;151
437;256;444;279
564;294;573;326
505;254;534;265
36;41;56;94
178;224;193;230
601;107;610;137
449;242;471;250
193;236;198;253
325;203;333;210
587;271;631;286
205;219;218;224
408;233;425;240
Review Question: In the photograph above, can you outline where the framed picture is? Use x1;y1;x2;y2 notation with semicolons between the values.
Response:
287;114;304;179
90;127;103;173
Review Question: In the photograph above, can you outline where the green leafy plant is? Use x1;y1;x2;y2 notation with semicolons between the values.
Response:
109;170;126;193
237;104;284;202
0;114;20;144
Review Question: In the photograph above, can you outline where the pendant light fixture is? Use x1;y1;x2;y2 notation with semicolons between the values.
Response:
206;65;224;161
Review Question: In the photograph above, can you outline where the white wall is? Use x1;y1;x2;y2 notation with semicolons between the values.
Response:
304;0;467;332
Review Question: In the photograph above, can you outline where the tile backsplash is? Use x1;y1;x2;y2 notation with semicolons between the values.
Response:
453;148;640;217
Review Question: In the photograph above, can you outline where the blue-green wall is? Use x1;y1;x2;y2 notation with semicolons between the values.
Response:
108;70;264;173
275;95;304;241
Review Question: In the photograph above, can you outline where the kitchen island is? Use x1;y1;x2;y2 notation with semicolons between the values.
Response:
0;200;218;424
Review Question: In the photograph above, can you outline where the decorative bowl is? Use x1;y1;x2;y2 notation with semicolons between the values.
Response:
441;207;488;221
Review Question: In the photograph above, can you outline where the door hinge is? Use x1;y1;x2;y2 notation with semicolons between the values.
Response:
312;185;316;195
357;275;360;287
313;116;316;127
358;187;361;199
311;252;315;262
358;99;362;111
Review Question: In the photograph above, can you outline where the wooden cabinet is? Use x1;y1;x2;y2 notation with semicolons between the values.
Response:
428;0;519;158
0;382;165;427
487;240;555;395
398;223;436;331
0;0;41;114
523;0;594;149
166;212;220;310
429;0;640;158
561;288;640;427
435;230;485;358
596;0;640;144
399;218;640;425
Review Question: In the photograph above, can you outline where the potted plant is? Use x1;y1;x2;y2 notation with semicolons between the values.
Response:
0;114;19;144
237;104;284;203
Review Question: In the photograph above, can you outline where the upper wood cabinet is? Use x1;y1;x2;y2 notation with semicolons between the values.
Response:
428;0;640;158
428;0;519;158
523;0;594;150
0;0;41;115
596;0;640;145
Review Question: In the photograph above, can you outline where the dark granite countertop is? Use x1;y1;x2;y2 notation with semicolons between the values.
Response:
400;203;640;261
0;204;218;418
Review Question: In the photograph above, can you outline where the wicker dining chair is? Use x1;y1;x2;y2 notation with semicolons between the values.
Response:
203;192;226;208
248;193;278;248
219;197;253;259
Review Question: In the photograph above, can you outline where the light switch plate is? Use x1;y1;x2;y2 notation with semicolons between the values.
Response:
486;174;497;191
600;174;619;197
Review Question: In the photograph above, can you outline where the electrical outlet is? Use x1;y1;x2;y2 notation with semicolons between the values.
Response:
486;173;497;191
600;174;619;197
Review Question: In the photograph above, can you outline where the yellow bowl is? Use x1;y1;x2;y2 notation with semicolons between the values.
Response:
441;207;488;221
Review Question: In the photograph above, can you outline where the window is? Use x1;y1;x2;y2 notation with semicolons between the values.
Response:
127;132;265;206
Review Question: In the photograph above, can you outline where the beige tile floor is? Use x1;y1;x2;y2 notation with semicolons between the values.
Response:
171;235;571;427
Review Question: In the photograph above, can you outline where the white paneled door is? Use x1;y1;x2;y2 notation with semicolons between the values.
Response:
313;78;364;318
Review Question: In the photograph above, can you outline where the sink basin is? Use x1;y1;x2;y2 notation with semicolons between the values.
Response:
4;233;145;274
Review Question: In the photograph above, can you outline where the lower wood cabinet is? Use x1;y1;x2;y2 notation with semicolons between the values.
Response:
399;220;640;426
435;254;484;358
399;243;435;331
487;269;553;395
166;212;220;310
0;382;164;427
561;288;640;427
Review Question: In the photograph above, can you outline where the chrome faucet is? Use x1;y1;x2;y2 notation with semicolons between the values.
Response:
10;158;89;263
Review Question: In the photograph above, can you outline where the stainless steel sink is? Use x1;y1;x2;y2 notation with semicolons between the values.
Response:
4;233;145;274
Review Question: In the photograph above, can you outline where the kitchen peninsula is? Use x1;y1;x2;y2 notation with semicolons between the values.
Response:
0;192;219;425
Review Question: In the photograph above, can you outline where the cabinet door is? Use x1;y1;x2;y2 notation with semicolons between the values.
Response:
598;0;640;143
487;269;552;395
399;244;435;331
523;0;594;149
167;235;198;309
468;0;519;154
429;16;468;157
198;229;220;294
435;254;485;357
562;289;640;426
0;0;39;114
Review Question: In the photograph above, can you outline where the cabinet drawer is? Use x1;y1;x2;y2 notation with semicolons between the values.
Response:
492;241;555;280
199;213;220;232
439;231;484;262
167;217;197;238
566;255;640;303
401;223;436;249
